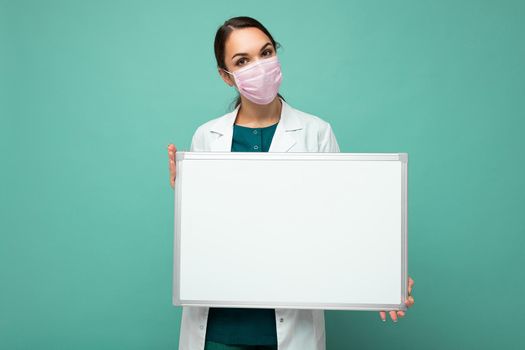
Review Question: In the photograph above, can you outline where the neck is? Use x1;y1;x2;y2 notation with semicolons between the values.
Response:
235;96;282;127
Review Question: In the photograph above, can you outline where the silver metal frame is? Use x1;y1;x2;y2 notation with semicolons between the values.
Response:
173;152;408;311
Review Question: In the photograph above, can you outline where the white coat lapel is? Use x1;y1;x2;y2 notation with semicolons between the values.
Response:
208;97;303;152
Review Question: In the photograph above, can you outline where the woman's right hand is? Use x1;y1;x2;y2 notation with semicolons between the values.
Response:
168;144;177;189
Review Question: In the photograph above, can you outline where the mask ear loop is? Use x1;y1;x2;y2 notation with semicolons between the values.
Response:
222;68;239;88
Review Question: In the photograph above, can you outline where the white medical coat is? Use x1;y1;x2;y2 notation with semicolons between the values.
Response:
178;97;341;350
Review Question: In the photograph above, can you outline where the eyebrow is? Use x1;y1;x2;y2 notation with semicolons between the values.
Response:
232;42;273;60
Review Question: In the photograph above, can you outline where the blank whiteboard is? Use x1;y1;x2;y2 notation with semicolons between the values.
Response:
172;152;408;311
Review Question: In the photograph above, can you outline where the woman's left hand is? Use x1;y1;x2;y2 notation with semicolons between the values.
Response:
379;276;414;323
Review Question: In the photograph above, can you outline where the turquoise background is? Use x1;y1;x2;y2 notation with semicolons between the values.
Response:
1;0;524;349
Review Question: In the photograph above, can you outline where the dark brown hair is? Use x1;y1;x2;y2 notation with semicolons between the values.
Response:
214;16;286;111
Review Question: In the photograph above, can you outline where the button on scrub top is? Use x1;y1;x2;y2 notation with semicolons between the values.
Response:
204;121;279;346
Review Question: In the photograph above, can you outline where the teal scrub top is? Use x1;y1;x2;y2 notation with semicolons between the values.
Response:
204;121;279;346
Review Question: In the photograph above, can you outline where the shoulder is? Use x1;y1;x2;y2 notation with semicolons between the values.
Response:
292;106;334;132
193;112;227;139
192;116;221;136
289;105;340;152
190;100;340;152
189;111;231;151
194;101;333;135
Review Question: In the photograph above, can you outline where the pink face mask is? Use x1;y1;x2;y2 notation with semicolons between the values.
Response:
223;55;283;105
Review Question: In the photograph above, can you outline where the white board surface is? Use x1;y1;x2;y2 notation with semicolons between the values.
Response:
173;152;408;311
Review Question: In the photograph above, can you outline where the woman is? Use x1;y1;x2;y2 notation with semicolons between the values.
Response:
168;16;415;350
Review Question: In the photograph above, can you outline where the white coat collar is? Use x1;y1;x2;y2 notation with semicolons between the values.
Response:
208;97;303;152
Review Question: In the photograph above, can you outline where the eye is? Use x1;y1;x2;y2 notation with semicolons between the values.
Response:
236;58;247;66
235;49;274;66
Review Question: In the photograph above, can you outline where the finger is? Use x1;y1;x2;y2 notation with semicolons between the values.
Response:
379;311;386;322
169;154;176;173
408;276;414;295
404;295;415;308
396;310;405;318
168;156;175;182
168;144;177;161
169;161;175;188
168;144;177;185
389;310;398;323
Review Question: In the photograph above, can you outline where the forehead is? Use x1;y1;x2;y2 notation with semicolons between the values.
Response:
225;27;272;59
